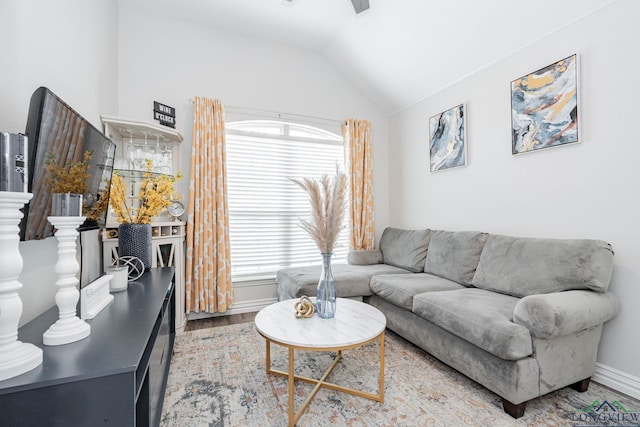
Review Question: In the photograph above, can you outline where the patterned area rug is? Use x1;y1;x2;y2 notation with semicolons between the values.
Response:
161;322;640;426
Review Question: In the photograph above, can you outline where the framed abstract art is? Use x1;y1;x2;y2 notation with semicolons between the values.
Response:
511;54;579;155
429;104;466;172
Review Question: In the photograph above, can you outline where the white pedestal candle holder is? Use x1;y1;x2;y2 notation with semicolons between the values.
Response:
0;191;43;381
43;216;90;346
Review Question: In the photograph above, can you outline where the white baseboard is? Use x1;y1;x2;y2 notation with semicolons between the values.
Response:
594;363;640;400
187;297;277;320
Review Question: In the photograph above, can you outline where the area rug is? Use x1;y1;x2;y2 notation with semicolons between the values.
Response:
161;322;640;427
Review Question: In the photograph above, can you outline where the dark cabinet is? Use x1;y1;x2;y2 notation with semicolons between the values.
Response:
0;268;175;427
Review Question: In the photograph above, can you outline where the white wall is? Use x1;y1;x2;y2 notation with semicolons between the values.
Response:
2;0;637;400
116;5;389;304
389;0;639;387
0;0;119;325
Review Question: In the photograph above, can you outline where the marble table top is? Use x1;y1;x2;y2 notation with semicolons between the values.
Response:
254;298;386;349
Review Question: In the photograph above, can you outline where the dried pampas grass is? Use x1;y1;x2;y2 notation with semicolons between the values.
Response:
291;173;347;254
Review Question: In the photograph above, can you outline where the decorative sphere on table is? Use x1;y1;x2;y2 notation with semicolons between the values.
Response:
294;296;315;318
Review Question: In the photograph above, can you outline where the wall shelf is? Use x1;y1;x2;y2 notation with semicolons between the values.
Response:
101;115;183;175
101;116;187;332
101;115;183;143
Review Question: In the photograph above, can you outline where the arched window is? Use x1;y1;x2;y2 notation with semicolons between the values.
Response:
225;120;348;281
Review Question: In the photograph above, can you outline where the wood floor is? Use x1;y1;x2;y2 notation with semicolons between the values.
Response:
184;312;258;332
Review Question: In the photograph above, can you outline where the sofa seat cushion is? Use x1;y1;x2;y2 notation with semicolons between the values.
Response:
424;230;488;285
370;273;466;310
276;263;411;299
472;234;614;297
379;228;431;272
412;288;533;360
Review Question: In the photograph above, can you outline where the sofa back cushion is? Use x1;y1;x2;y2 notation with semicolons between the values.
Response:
379;228;431;272
423;230;488;286
472;234;614;297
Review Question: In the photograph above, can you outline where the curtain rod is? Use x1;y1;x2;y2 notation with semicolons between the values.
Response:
189;99;344;127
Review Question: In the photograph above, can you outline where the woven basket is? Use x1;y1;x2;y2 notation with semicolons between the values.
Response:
118;223;152;271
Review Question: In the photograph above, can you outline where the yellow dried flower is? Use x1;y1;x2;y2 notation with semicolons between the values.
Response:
44;150;91;195
44;150;109;221
109;161;181;224
85;179;111;222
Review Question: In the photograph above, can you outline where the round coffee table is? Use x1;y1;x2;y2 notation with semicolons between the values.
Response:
254;298;386;427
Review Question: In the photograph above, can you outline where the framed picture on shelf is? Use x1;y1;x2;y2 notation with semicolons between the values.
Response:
511;54;579;155
428;103;466;172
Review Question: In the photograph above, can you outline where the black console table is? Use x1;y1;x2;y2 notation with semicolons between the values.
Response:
0;267;175;427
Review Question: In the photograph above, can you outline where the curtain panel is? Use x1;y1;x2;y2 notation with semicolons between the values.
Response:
186;97;233;314
343;119;375;250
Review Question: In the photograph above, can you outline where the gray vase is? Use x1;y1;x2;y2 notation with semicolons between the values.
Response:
118;223;152;271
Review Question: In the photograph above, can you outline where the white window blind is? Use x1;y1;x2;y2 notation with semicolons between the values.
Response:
225;120;348;281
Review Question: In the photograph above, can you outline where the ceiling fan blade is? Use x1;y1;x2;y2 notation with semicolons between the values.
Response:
283;0;369;14
351;0;370;14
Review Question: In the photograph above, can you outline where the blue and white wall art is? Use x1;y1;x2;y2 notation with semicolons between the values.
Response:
511;54;579;155
429;104;466;172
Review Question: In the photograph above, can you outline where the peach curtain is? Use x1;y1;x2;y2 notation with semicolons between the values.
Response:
343;119;375;250
186;97;233;314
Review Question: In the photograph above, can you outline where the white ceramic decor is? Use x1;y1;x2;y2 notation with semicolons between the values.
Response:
80;275;114;320
43;216;90;346
0;192;43;380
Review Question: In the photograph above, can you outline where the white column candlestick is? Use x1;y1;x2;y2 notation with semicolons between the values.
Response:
0;191;43;381
43;216;90;346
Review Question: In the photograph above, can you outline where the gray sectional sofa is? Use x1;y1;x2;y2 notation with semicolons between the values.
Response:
276;227;619;418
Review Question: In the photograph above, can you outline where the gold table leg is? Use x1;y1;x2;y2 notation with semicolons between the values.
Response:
264;332;385;426
266;339;272;374
289;347;295;427
379;331;385;404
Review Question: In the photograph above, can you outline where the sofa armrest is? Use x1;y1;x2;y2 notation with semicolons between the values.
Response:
513;290;619;339
348;249;383;265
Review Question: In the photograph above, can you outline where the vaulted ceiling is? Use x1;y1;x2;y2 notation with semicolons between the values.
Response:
118;0;613;115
